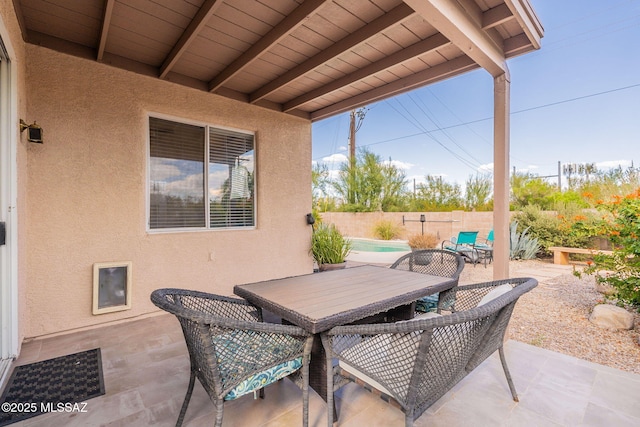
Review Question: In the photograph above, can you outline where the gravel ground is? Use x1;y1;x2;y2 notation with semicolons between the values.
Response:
460;260;640;375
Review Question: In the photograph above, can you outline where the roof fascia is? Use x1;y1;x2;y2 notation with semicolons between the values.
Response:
402;0;508;78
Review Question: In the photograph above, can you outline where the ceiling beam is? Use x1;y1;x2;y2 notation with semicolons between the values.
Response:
403;0;508;78
482;4;513;29
208;0;329;92
311;55;477;121
249;2;414;104
504;33;533;57
159;0;223;79
284;33;450;112
504;0;543;50
97;0;115;61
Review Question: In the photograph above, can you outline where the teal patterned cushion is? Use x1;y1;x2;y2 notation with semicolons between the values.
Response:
211;330;304;401
224;357;303;401
416;294;439;313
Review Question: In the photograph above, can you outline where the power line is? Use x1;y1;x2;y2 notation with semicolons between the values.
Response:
512;82;640;114
407;92;485;166
342;81;640;154
384;98;481;171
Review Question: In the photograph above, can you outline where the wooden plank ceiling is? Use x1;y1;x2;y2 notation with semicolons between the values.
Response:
13;0;543;121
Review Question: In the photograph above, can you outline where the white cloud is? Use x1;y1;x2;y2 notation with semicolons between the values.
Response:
477;163;543;175
478;163;493;173
321;153;349;164
164;173;204;196
516;165;539;174
596;160;632;169
383;159;414;170
150;159;183;181
430;173;448;179
327;169;342;181
406;174;427;186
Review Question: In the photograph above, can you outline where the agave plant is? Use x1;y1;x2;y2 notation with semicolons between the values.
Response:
510;221;540;260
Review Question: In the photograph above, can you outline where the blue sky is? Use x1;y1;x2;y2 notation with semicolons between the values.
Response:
311;0;640;190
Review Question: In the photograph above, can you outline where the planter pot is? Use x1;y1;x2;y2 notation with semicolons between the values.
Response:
410;248;433;265
318;262;347;272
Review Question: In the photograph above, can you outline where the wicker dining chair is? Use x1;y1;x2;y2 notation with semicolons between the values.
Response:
390;249;465;313
150;288;314;427
321;277;538;427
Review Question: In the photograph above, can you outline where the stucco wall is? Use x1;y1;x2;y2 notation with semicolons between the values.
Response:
320;211;504;243
0;2;29;351
24;46;313;337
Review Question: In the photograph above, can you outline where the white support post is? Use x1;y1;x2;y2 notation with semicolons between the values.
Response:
493;73;510;280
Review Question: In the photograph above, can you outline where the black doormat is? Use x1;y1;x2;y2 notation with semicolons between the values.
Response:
0;348;105;426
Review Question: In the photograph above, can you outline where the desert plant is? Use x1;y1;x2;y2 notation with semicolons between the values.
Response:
509;221;540;260
407;233;438;250
580;189;640;306
373;220;401;240
310;223;352;266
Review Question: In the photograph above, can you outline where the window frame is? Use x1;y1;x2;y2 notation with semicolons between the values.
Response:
146;113;257;233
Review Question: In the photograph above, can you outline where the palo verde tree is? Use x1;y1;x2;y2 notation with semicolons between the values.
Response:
510;172;557;210
332;147;407;212
464;173;493;211
413;175;464;212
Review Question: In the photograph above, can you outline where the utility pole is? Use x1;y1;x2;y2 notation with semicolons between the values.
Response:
348;110;356;204
349;110;356;164
557;161;561;189
347;108;368;162
347;108;368;205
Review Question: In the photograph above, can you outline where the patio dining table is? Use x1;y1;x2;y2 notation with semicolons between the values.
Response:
233;264;457;399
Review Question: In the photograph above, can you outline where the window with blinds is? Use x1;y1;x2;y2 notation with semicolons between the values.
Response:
149;116;255;230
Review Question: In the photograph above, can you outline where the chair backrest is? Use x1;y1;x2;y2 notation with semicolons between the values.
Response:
390;249;464;280
151;289;312;400
486;229;494;242
456;231;478;245
323;277;537;421
151;289;263;399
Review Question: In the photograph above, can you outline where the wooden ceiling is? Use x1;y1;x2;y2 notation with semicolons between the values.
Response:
12;0;543;121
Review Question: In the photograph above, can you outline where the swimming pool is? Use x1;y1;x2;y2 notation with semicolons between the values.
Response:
349;238;411;252
347;238;411;264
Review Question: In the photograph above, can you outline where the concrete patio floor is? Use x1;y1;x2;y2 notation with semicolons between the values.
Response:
7;261;640;426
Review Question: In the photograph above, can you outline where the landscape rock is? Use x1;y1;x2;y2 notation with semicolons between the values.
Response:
594;281;616;296
589;304;634;330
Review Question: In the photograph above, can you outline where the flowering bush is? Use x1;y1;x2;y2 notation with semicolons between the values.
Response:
581;188;640;307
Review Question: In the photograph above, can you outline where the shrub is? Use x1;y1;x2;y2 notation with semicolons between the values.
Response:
581;189;640;307
310;223;352;265
511;205;561;253
512;204;610;255
373;220;401;240
407;233;438;249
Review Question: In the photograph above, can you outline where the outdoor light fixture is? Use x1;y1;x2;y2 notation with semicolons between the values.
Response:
19;119;43;143
306;213;315;225
403;214;427;235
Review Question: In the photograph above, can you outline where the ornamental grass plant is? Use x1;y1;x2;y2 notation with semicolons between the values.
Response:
373;220;401;240
407;233;438;250
310;223;352;266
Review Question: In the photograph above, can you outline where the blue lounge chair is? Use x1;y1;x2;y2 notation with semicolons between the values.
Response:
475;229;494;266
441;231;480;266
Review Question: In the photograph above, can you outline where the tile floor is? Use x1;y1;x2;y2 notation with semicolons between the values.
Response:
5;260;640;426
6;310;640;426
